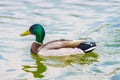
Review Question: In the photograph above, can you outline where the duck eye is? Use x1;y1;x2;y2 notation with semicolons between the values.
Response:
31;26;35;29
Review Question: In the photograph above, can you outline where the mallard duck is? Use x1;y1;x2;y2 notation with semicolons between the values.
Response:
20;24;96;56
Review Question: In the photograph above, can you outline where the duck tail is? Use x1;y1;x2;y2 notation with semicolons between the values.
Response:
77;42;96;53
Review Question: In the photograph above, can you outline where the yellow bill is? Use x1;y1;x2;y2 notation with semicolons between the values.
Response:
20;30;31;36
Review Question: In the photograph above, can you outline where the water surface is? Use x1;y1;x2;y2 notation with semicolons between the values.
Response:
0;0;120;80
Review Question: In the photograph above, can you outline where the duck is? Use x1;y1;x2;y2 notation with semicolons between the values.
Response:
20;24;96;56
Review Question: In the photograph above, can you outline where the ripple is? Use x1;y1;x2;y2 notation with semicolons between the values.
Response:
0;0;120;80
110;72;120;80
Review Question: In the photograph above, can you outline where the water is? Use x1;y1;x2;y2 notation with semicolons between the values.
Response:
0;0;120;80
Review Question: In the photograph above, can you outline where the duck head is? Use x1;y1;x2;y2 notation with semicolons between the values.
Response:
20;24;45;44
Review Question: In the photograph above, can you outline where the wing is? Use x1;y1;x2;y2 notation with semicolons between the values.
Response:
39;39;84;50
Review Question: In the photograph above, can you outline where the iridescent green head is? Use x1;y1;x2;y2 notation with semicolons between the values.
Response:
20;24;45;44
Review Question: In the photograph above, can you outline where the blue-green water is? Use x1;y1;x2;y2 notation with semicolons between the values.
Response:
0;0;120;80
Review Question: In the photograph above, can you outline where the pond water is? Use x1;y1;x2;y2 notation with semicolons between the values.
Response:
0;0;120;80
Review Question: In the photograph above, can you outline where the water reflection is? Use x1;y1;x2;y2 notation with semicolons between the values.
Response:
22;54;47;78
22;52;98;78
40;52;98;66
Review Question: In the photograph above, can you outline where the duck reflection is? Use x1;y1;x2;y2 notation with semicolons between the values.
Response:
45;52;99;67
22;52;98;78
22;53;47;78
40;52;99;67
